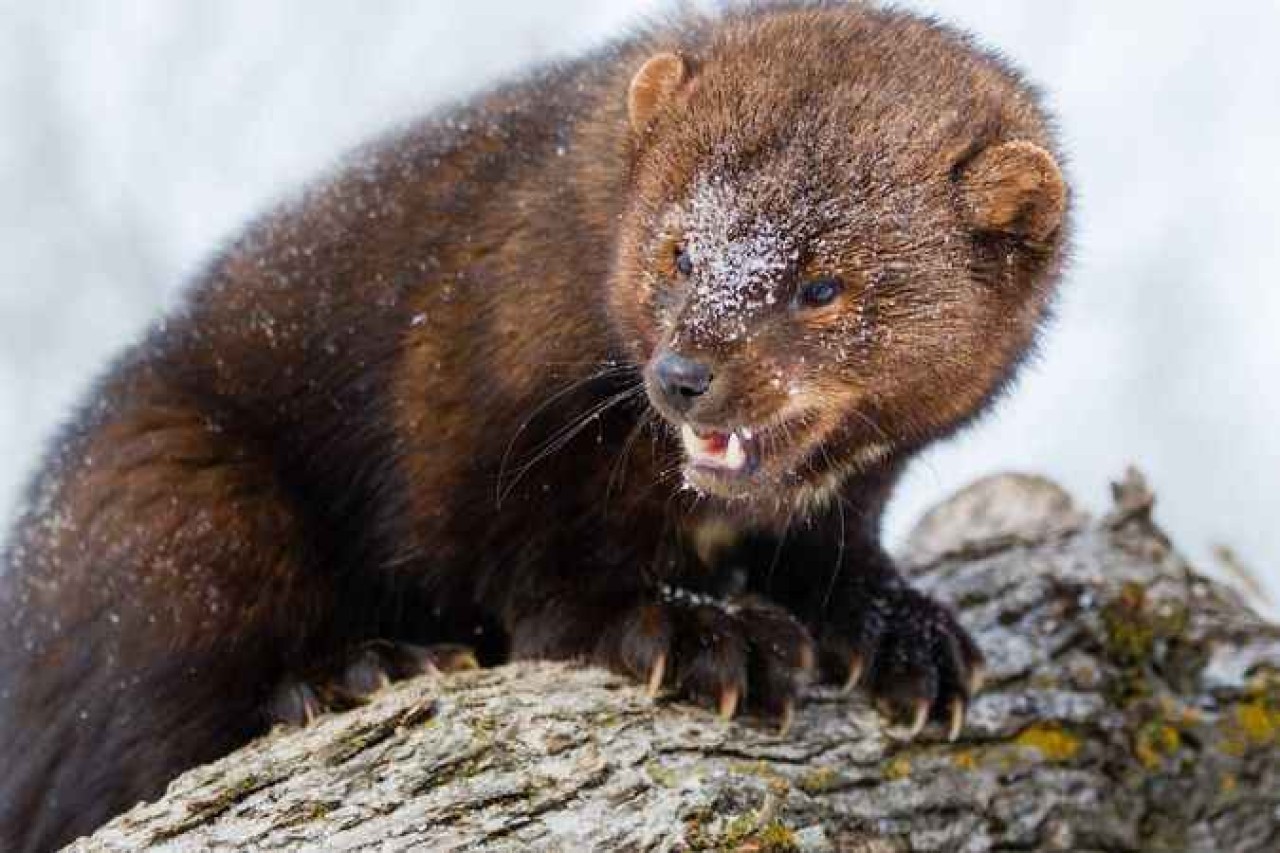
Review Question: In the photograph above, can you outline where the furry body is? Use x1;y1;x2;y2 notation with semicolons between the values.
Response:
0;4;1067;849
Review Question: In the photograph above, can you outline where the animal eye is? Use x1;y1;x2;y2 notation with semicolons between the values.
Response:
795;276;844;308
674;247;694;277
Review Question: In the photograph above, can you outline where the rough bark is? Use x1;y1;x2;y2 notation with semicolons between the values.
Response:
68;471;1280;852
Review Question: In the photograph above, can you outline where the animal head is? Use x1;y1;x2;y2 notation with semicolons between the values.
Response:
607;7;1068;512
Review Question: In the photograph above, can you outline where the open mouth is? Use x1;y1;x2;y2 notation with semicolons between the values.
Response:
679;424;761;478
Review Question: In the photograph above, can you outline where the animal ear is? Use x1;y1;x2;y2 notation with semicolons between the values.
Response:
628;52;689;134
955;140;1066;243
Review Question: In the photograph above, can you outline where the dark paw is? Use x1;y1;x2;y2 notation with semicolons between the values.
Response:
819;587;984;740
265;640;478;727
596;588;815;732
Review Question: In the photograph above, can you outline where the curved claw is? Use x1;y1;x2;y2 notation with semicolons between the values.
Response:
268;682;325;728
906;698;930;739
404;642;478;677
842;654;865;694
440;649;480;673
797;642;817;677
301;693;321;726
646;653;667;698
718;686;741;721
946;696;966;742
967;661;987;697
777;701;796;737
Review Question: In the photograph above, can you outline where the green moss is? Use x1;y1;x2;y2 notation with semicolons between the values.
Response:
721;813;759;846
277;799;338;828
726;761;790;797
323;720;400;765
645;760;681;788
1101;583;1156;664
1015;722;1082;762
729;760;774;779
711;814;799;852
680;804;799;852
1100;583;1192;704
321;700;440;767
149;774;274;843
797;766;839;795
470;715;499;737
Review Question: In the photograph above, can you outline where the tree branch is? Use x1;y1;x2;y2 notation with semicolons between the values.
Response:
69;471;1280;852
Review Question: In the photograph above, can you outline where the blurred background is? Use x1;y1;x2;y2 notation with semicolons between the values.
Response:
1;1;1276;606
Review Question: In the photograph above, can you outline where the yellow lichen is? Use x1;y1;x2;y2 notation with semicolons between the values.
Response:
681;795;798;851
1134;722;1183;769
1015;723;1082;762
728;760;788;791
951;750;979;771
885;756;912;780
1219;732;1247;758
1163;696;1202;727
721;813;758;846
1217;691;1280;757
747;821;800;852
797;766;839;795
710;814;799;853
1235;699;1280;746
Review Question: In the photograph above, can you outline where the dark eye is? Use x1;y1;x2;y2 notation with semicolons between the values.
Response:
796;276;844;308
674;247;694;277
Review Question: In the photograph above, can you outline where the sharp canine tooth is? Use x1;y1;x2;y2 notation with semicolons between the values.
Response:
741;427;753;440
681;424;698;451
724;432;745;470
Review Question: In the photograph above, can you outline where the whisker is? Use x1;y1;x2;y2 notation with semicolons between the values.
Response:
497;382;643;507
846;406;893;449
499;363;640;504
818;494;850;615
495;364;636;505
604;407;656;514
646;482;687;582
845;405;941;484
763;503;795;597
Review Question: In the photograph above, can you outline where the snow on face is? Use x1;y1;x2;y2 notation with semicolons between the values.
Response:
667;172;802;347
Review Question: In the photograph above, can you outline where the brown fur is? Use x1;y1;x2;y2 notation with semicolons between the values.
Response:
0;3;1067;849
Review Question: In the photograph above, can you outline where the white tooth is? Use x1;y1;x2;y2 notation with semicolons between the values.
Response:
724;431;746;470
741;427;754;440
680;424;699;453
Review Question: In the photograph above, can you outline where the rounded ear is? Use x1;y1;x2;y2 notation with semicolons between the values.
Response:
955;140;1066;243
628;52;689;134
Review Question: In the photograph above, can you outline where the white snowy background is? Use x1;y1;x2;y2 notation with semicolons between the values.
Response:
1;2;1277;606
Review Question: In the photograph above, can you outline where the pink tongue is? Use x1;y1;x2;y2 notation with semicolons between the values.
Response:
702;432;729;453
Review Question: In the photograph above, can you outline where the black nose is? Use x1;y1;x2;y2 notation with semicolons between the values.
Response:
652;350;712;411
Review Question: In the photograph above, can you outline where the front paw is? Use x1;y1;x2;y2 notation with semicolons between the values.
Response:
265;640;479;727
819;586;984;740
595;588;816;731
